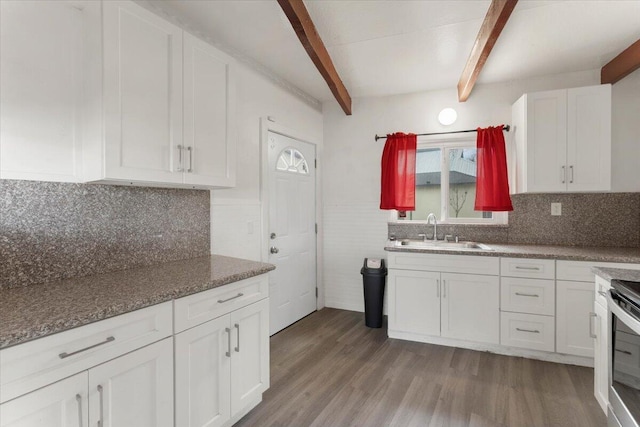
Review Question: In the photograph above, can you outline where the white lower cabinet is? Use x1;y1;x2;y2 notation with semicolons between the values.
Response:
593;299;608;413
88;338;173;427
0;373;87;427
388;260;499;345
500;312;555;352
175;298;269;427
556;280;595;357
0;338;173;427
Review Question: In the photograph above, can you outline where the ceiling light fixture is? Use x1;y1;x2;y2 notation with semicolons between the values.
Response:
438;108;457;126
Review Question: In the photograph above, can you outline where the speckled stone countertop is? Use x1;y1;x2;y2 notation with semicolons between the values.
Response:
0;255;275;349
592;267;640;282
385;241;640;263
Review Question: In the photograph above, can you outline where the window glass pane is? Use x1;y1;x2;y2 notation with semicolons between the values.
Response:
409;147;441;220
448;148;492;219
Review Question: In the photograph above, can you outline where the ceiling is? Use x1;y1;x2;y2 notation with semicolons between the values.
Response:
147;0;640;104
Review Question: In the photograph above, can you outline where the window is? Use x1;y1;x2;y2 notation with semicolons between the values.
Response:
395;137;507;224
276;147;309;174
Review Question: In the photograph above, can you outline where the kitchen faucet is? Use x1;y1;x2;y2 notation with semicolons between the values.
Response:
426;213;438;241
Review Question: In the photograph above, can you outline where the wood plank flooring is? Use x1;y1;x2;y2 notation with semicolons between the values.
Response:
235;308;606;427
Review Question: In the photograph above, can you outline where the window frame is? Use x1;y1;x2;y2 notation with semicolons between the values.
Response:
388;134;508;225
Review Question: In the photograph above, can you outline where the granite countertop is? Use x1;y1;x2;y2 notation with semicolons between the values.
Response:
0;255;275;349
385;241;640;263
592;267;640;282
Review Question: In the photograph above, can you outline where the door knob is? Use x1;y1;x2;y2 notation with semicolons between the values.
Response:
270;247;279;254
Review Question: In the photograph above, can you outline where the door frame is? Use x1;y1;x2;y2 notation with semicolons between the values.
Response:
259;117;323;310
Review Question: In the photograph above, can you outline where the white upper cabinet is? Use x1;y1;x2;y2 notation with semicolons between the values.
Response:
0;1;84;182
512;84;611;193
1;0;236;189
183;33;236;187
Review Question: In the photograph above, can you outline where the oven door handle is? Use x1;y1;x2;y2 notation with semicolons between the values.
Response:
608;290;640;336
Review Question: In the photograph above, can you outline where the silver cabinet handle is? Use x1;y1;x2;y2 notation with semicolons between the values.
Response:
616;349;633;355
589;312;597;338
225;327;231;357
561;165;566;184
218;293;243;304
59;336;115;359
569;165;574;183
97;385;104;427
514;266;540;271
76;394;83;427
177;144;184;172
598;290;607;297
442;280;446;298
436;280;440;298
234;323;240;353
187;146;193;173
516;328;540;334
515;292;539;298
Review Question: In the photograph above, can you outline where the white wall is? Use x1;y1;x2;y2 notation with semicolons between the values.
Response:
612;67;640;192
209;62;325;303
322;68;640;312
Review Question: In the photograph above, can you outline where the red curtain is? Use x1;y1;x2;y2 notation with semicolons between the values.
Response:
475;125;513;212
380;133;417;210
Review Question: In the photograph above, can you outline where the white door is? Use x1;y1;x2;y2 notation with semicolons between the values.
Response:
230;299;270;414
441;273;500;344
102;1;183;183
557;280;595;357
88;338;173;427
388;270;441;337
0;373;87;427
267;131;317;335
175;316;231;427
183;32;236;187
567;84;611;192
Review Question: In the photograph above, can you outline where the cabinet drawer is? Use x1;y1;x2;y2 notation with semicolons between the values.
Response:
174;274;268;333
500;258;555;279
387;252;499;276
500;312;555;352
0;302;172;404
595;276;611;308
501;277;555;316
557;260;640;283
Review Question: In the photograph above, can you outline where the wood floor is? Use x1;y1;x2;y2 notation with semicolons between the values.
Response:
235;308;606;427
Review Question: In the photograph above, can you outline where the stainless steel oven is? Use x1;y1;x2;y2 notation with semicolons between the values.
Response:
608;280;640;427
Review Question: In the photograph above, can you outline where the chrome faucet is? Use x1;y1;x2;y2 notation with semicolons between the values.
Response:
426;213;438;241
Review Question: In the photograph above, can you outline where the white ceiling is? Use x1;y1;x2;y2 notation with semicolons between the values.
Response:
147;0;640;104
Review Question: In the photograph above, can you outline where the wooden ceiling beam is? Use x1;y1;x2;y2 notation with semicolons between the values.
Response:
457;0;518;102
277;0;352;115
601;39;640;85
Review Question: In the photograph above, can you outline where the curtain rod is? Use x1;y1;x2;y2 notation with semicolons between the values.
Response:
374;124;510;141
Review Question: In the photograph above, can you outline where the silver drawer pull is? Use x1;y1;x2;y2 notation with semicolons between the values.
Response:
515;292;539;298
218;293;244;304
616;349;633;356
514;266;540;271
76;394;83;427
516;327;540;334
59;336;115;359
598;291;607;297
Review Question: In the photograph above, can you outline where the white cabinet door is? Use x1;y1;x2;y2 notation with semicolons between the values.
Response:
175;314;231;427
183;33;236;187
0;373;87;427
557;281;595;357
88;338;173;427
230;299;269;415
525;89;567;193
567;84;611;192
594;301;608;414
0;0;84;182
388;270;441;337
441;273;500;344
102;1;183;184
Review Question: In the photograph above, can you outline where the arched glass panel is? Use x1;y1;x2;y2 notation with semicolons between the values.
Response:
276;147;309;174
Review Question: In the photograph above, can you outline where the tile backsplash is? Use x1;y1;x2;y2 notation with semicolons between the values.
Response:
1;180;210;289
389;193;640;248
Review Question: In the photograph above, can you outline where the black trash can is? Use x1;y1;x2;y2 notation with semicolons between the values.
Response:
360;258;387;328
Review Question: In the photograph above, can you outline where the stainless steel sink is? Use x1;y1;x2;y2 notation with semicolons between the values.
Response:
394;240;493;251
